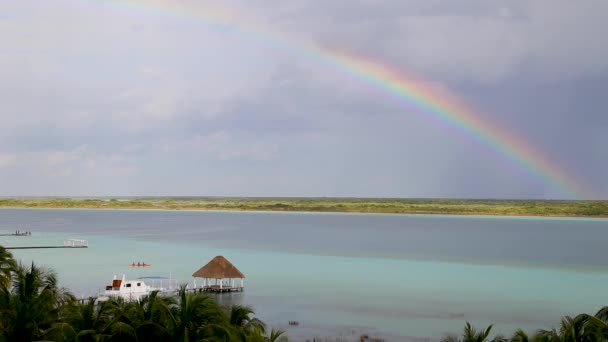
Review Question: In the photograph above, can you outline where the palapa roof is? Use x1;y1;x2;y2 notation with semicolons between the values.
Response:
192;256;245;279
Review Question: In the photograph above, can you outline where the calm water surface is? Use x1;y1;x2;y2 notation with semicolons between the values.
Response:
1;209;607;341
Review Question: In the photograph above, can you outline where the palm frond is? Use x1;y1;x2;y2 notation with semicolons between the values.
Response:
442;334;461;342
510;329;529;342
42;322;77;342
595;307;608;324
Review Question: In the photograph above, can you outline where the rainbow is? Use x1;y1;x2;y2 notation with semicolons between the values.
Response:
103;0;591;199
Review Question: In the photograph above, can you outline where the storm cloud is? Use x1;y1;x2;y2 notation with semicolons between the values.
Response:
1;0;606;199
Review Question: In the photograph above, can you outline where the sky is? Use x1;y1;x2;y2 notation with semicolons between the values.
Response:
0;0;607;199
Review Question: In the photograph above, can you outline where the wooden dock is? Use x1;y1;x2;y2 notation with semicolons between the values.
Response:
0;232;32;236
5;245;88;250
77;285;244;304
5;239;88;250
189;285;244;293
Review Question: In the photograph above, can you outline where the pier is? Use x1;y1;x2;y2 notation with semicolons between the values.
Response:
189;285;244;293
5;239;88;250
76;284;243;305
0;231;32;236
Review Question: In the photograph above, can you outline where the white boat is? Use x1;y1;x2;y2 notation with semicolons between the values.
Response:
97;274;153;302
97;274;181;302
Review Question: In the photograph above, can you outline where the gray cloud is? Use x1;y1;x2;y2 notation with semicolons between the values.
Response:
238;0;608;83
0;0;606;198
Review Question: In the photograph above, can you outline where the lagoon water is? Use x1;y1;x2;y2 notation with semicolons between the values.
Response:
1;208;607;341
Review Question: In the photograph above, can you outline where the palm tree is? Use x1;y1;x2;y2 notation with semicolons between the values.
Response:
0;246;15;288
41;322;77;342
587;307;608;342
0;262;74;342
242;328;288;342
560;314;595;342
534;328;562;342
228;305;266;335
135;322;172;342
106;321;137;342
265;328;288;342
510;329;530;342
198;324;232;342
595;307;608;324
126;291;174;341
97;296;140;341
535;311;608;342
0;246;14;339
130;290;174;328
167;285;225;342
442;322;505;342
63;297;117;341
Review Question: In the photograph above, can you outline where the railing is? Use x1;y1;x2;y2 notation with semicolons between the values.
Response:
63;239;89;247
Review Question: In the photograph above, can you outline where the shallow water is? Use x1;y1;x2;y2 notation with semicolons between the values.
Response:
1;209;607;341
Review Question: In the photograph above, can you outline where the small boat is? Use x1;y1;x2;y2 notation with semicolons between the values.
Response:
97;274;153;302
129;262;152;267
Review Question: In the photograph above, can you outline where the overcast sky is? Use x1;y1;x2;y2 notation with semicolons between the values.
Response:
1;0;607;199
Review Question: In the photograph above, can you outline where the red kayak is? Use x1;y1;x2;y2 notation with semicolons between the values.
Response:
129;263;152;267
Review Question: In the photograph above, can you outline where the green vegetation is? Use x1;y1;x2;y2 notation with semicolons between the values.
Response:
443;312;608;342
0;246;286;342
0;197;607;217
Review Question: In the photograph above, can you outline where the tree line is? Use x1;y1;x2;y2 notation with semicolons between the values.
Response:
442;308;608;342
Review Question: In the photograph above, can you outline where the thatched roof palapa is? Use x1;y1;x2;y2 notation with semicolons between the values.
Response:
192;256;245;279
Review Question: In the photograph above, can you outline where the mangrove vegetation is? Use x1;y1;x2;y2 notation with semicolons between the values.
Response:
0;197;607;217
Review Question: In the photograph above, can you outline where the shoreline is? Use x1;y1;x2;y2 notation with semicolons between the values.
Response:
0;203;607;220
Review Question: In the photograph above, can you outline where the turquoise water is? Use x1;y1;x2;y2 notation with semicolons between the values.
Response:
1;209;607;341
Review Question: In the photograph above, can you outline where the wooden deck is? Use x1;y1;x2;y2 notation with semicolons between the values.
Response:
189;285;244;293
